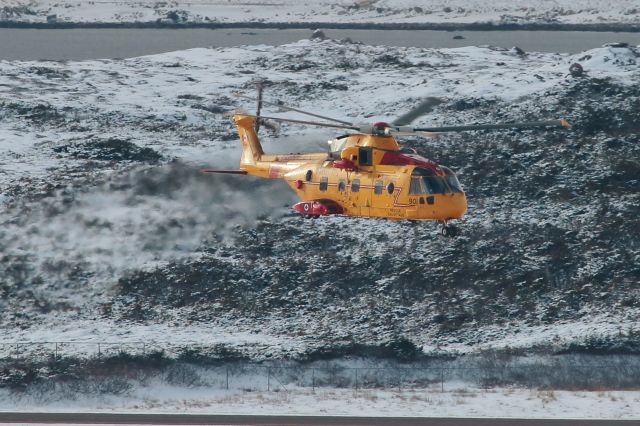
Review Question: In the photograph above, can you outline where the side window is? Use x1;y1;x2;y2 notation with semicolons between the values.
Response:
358;147;372;166
387;182;395;194
351;179;360;192
409;177;423;194
338;179;346;192
319;177;328;191
374;180;383;195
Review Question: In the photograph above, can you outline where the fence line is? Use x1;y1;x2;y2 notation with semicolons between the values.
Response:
1;341;639;391
1;339;636;370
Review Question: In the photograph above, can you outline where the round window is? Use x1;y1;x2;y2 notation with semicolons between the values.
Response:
387;182;395;194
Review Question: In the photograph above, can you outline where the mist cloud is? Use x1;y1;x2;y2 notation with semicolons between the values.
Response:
0;161;296;290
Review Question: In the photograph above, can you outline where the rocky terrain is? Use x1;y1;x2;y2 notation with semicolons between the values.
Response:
0;39;639;363
1;0;639;27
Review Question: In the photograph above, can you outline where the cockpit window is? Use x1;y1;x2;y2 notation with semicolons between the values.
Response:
440;166;464;193
423;176;448;194
445;175;463;192
410;167;451;194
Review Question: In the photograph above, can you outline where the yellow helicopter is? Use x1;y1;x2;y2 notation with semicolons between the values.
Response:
204;90;569;236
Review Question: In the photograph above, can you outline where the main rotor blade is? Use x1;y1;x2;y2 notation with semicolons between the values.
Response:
387;130;440;139
240;114;358;131
392;97;445;126
234;94;353;126
413;119;571;132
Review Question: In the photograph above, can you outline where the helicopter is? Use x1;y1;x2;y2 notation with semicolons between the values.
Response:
204;87;570;237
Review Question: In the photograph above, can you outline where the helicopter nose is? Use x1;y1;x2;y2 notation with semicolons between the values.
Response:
449;192;468;219
422;192;467;220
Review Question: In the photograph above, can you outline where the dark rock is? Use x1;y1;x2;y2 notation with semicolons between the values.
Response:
602;42;630;48
512;46;526;56
310;29;326;40
569;63;585;77
52;138;162;163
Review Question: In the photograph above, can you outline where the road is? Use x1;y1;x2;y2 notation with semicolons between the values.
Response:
0;413;636;425
1;28;639;60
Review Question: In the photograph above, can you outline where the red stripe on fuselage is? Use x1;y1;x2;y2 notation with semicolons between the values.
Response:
289;180;411;208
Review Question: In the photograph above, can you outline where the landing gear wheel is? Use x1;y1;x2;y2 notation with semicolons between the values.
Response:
440;223;459;237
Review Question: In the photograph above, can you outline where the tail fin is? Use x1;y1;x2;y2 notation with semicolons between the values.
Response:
234;114;264;167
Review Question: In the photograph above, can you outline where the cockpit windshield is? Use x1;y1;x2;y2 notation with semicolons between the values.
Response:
441;166;464;193
423;176;448;194
409;167;464;194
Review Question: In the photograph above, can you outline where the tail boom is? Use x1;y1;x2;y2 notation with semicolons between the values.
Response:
233;114;327;179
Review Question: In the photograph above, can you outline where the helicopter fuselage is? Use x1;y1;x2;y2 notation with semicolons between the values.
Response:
232;114;467;222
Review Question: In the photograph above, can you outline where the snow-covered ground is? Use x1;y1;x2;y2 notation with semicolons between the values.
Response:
1;29;639;419
0;0;639;26
3;386;640;419
1;38;639;359
2;313;639;360
0;40;636;191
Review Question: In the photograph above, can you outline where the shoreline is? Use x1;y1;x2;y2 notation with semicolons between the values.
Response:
0;21;639;32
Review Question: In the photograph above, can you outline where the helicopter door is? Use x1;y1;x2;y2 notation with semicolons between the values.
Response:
347;173;371;217
337;177;349;208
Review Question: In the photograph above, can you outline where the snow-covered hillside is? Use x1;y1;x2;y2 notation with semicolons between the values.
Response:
1;0;639;26
1;39;638;360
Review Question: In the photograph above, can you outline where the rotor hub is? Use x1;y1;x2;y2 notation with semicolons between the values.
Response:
372;122;391;135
